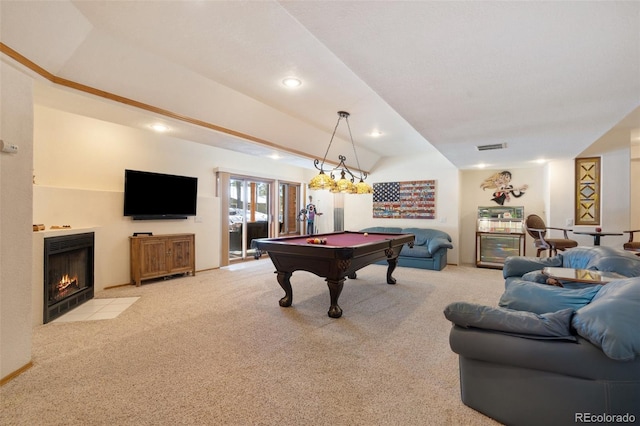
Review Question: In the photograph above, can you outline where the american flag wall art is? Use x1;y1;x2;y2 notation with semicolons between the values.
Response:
372;180;436;219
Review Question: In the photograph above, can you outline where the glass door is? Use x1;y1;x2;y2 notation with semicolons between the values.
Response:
279;183;300;235
229;178;271;261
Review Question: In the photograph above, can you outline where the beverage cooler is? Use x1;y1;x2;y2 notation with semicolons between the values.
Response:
476;206;526;269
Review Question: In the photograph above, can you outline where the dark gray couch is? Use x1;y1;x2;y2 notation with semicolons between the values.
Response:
360;226;453;270
446;247;640;425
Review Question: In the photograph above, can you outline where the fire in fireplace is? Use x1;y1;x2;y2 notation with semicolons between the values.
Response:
44;232;94;323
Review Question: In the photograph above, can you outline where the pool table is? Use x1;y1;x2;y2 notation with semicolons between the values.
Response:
253;231;415;318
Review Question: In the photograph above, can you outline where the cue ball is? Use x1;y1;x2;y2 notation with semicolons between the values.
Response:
364;233;368;236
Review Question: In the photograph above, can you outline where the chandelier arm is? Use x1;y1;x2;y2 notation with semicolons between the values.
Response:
334;155;356;182
319;115;343;168
344;115;366;180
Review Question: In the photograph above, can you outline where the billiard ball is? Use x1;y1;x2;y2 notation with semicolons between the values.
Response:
364;232;368;237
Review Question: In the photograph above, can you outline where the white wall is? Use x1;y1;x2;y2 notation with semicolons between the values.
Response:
632;158;640;229
548;129;632;247
632;136;639;229
1;61;34;380
342;154;460;264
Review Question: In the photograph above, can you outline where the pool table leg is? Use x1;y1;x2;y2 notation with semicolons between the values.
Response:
276;271;293;307
386;257;398;284
326;278;344;318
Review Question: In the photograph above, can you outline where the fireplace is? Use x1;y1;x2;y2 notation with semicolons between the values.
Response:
43;232;94;323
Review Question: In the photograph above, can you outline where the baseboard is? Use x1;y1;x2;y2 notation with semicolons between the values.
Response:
1;361;33;386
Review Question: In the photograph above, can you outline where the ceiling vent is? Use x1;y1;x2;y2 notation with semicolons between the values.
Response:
476;143;506;151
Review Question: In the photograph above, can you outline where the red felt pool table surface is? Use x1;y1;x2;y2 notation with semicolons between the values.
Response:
253;231;415;318
276;231;402;247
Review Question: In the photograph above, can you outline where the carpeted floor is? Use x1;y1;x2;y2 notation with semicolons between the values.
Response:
1;260;504;425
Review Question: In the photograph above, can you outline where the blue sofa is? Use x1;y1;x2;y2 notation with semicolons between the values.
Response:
359;226;453;270
502;245;640;288
446;247;640;425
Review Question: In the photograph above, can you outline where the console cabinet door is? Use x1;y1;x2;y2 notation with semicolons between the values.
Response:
139;239;170;279
168;236;195;273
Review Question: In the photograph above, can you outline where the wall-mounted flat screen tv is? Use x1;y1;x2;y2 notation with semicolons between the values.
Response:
124;169;198;220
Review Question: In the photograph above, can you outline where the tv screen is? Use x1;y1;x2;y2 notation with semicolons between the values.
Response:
124;169;198;219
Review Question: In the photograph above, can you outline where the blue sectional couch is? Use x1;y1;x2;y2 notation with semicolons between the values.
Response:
445;246;640;425
502;245;640;289
360;226;453;270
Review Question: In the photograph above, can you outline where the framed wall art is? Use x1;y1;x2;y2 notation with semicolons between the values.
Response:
373;180;436;219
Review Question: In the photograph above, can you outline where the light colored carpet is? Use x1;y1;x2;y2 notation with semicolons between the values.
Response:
1;260;504;425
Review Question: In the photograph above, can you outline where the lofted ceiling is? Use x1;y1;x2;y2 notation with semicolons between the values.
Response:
1;1;639;172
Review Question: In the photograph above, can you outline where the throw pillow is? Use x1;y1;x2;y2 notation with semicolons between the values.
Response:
572;277;640;361
444;302;576;341
521;270;549;284
499;280;600;314
502;255;563;278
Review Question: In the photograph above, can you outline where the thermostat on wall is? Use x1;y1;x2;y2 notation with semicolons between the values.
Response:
1;139;19;154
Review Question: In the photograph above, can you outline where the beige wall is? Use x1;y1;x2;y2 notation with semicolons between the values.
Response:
459;167;546;264
1;61;34;380
32;105;308;291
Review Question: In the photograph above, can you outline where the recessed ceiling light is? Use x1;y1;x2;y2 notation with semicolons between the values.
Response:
150;123;168;132
476;163;487;169
282;77;302;88
535;158;546;164
369;130;383;138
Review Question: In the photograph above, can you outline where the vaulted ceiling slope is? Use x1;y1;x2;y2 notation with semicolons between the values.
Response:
1;1;639;171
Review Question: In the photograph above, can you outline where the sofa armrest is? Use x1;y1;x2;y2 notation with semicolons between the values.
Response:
449;325;638;381
427;237;453;255
502;255;563;278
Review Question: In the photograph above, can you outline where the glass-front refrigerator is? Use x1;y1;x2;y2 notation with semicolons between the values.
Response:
476;206;526;269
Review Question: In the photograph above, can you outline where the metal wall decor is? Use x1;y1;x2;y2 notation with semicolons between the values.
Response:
575;157;601;225
480;170;528;205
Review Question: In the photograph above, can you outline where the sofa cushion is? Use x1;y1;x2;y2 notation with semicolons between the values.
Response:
400;245;430;258
444;302;576;341
560;246;640;272
499;280;601;314
589;256;640;277
401;227;453;254
572;277;640;361
360;226;403;234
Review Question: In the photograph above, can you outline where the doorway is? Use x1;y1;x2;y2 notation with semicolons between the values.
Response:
228;178;271;261
279;182;301;235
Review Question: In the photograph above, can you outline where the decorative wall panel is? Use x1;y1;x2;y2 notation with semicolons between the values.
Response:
575;157;601;225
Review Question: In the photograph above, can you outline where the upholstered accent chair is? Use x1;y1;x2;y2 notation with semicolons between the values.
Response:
524;214;578;257
624;230;640;256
